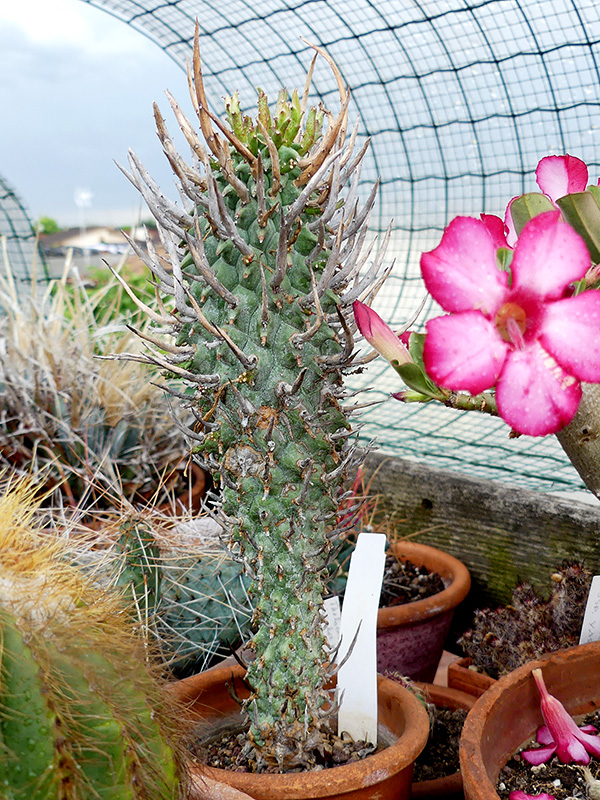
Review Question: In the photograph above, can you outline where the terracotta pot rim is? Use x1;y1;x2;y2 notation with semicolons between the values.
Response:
377;541;471;630
460;641;600;800
172;663;430;798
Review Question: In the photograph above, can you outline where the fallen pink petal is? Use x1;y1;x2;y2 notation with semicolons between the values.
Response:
420;210;600;435
521;668;600;765
535;154;588;203
536;725;554;745
509;792;555;800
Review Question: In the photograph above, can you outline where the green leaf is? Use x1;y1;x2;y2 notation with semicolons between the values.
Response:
257;89;272;134
571;276;588;296
395;362;440;399
509;193;555;236
496;247;513;274
587;184;600;205
556;191;600;264
407;332;426;371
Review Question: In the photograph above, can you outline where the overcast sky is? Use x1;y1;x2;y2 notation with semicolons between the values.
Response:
0;0;194;228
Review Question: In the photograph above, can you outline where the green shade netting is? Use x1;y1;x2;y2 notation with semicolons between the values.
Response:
78;0;600;496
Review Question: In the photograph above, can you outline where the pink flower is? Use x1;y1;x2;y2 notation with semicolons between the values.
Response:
353;301;412;366
521;668;600;765
420;210;600;435
509;793;555;800
536;154;588;203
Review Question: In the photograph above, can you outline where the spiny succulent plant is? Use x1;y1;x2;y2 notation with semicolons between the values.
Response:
459;561;591;678
114;28;387;770
0;259;194;511
0;476;186;799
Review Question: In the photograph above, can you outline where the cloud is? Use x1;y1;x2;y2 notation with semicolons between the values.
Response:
0;0;191;226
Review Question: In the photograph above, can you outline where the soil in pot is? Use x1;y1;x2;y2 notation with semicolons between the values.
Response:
193;723;378;773
413;705;468;783
380;553;445;607
401;682;475;800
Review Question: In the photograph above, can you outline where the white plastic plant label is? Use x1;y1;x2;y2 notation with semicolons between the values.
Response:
336;532;386;745
579;575;600;644
323;595;341;652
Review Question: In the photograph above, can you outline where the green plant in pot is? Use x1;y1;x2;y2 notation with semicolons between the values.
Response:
112;29;427;779
456;561;591;684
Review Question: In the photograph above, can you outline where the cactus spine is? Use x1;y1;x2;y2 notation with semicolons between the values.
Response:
0;479;185;799
118;29;386;770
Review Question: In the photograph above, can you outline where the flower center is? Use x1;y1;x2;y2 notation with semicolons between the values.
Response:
494;302;527;348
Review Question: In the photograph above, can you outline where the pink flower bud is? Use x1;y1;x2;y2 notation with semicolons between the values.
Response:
352;301;412;366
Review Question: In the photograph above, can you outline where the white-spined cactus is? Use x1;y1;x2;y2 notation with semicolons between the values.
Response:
116;29;387;770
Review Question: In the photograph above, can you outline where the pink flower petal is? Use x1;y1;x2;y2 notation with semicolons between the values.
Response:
421;217;509;315
574;728;600;759
580;725;599;734
423;312;507;394
496;342;582;435
536;725;554;746
555;735;591;764
510;792;555;800
521;745;557;765
536;154;589;202
505;197;519;247
511;211;591;300
532;667;595;764
538;291;600;381
480;213;511;249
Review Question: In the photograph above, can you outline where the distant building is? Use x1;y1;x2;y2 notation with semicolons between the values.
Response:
40;226;154;256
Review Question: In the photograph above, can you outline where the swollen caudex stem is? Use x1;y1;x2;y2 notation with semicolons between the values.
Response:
0;478;186;799
114;25;389;771
555;383;600;501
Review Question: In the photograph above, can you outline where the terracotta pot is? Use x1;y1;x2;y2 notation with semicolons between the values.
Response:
412;683;475;800
377;541;471;682
460;641;600;800
170;663;430;800
446;657;496;698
